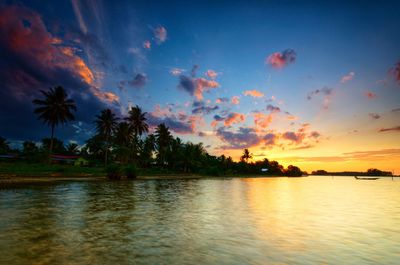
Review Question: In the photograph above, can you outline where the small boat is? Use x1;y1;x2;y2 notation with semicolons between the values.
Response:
354;176;380;180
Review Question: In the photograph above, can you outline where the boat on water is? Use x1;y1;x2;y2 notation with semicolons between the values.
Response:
354;176;380;180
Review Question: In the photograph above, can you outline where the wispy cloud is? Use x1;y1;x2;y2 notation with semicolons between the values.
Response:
341;71;355;83
379;126;400;132
369;113;381;120
128;73;147;88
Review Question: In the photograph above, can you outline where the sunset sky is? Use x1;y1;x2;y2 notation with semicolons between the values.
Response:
0;0;399;173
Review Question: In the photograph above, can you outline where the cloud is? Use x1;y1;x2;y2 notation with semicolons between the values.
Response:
379;126;400;132
178;75;219;100
390;61;400;83
369;113;381;120
307;87;334;109
147;104;205;134
205;69;218;79
307;87;333;100
217;127;261;149
253;112;273;129
224;112;246;126
243;90;264;98
129;73;147;88
143;40;151;49
266;49;297;68
282;131;304;144
391;107;400;112
192;102;219;115
263;133;277;146
0;5;110;141
364;91;377;99
216;97;229;104
266;104;281;113
170;68;185;76
231;96;240;104
154;26;167;44
71;0;88;34
341;72;355;83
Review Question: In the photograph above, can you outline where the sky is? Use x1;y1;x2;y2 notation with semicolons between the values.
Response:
0;0;400;173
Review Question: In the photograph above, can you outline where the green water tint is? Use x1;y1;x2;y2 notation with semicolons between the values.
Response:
1;177;399;264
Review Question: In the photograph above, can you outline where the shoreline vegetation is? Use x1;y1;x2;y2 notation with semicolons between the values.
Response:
0;86;395;187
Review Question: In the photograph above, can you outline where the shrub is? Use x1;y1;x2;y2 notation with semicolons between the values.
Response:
106;164;122;180
124;164;137;179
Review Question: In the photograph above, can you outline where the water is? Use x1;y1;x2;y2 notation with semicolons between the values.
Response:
0;176;399;265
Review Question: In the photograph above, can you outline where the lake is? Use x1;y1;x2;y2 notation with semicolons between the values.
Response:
0;176;399;264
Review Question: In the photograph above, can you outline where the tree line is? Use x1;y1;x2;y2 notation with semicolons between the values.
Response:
0;86;304;177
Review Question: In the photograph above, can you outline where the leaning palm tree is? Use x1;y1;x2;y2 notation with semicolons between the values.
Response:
95;109;118;166
32;86;76;160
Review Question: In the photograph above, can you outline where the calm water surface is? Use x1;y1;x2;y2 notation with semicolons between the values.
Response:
1;176;400;265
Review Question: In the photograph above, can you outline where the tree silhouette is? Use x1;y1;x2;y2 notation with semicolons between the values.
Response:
32;86;76;160
66;143;79;155
126;105;149;162
155;123;173;167
0;137;11;154
114;121;134;164
95;109;118;166
241;148;252;163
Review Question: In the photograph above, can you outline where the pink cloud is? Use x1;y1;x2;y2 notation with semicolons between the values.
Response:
194;78;219;100
231;96;240;105
205;69;218;79
390;61;400;83
143;40;151;49
253;112;273;129
266;49;297;68
154;26;167;44
341;72;355;83
364;91;377;99
243;89;264;98
224;112;246;126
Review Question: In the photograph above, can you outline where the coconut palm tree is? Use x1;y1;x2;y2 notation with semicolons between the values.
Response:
155;123;173;167
125;105;149;138
241;148;252;163
66;143;79;155
114;122;134;164
125;105;149;162
94;109;118;166
32;86;76;160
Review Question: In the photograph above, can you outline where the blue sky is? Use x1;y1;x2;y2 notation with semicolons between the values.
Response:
0;0;399;172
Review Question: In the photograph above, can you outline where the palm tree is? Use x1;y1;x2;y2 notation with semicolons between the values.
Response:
95;109;118;166
126;105;149;138
32;86;76;160
0;137;10;154
126;105;149;162
114;122;134;164
66;143;79;155
241;148;252;163
141;134;156;167
155;123;173;167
